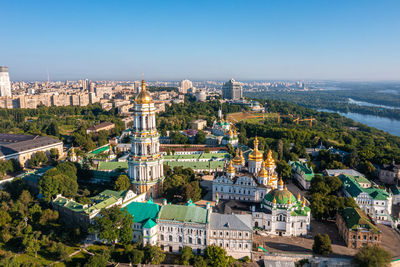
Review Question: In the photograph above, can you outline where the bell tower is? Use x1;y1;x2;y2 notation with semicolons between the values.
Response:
128;79;164;198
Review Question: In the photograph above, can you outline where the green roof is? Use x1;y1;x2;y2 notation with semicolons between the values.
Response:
158;204;209;224
354;176;371;185
263;189;297;205
142;218;157;228
52;189;129;215
338;207;380;234
289;161;314;182
125;200;160;224
89;145;111;155
391;186;400;195
339;174;389;200
98;161;128;170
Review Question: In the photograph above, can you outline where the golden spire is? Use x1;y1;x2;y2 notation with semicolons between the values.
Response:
272;197;276;205
249;136;263;162
297;192;301;201
135;79;152;104
284;184;287;190
232;148;243;165
288;197;291;205
265;150;275;167
279;178;284;187
226;160;235;173
258;161;268;178
302;196;306;207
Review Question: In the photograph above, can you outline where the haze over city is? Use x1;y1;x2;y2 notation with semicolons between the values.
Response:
1;0;399;81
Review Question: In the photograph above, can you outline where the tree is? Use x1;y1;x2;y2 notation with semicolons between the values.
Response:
54;242;69;261
0;210;11;227
180;246;194;265
46;121;60;137
129;249;144;264
24;231;41;258
312;234;332;255
28;151;48;167
39;209;59;225
144;244;166;264
353;245;392;267
193;255;208;267
84;254;109;267
114;174;131;191
276;160;292;180
204;245;228;267
49;148;59;161
18;190;32;205
194;131;206;144
90;206;133;245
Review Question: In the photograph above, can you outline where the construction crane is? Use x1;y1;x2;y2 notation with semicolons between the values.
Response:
293;116;316;127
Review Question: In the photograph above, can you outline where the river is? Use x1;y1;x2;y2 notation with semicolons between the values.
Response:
317;109;400;137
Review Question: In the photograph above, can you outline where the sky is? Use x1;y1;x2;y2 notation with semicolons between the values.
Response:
1;0;399;81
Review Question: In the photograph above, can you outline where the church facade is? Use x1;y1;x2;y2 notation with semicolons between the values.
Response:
212;137;278;203
128;80;164;198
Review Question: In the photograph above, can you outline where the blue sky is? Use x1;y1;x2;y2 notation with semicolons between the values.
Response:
1;0;399;81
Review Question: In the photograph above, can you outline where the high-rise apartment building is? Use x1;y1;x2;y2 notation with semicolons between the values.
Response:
179;79;193;94
222;79;242;100
0;66;12;97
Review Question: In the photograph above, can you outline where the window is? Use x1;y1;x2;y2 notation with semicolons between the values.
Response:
161;235;164;241
198;238;201;244
189;237;192;244
179;236;182;242
169;235;173;242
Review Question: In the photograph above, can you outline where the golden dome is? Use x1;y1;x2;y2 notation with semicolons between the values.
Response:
226;161;235;173
278;178;284;187
232;148;243;165
249;136;263;162
265;150;275;167
258;162;268;178
272;197;276;204
270;173;278;181
135;80;152;104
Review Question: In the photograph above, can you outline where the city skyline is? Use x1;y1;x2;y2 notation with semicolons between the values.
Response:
1;0;400;81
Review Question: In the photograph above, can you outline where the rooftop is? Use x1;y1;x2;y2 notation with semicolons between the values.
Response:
339;174;389;200
338;207;380;234
87;122;115;131
158;204;209;224
210;213;252;231
0;133;62;157
124;198;160;225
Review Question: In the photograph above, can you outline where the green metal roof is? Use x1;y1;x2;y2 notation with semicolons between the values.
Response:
158;204;209;224
391;186;400;195
354;176;371;185
142;218;157;228
338;207;380;234
125;200;160;224
263;189;297;205
339;174;389;200
289;161;315;182
89;145;111;155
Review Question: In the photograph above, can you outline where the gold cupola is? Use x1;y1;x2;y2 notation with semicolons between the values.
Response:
135;79;152;104
265;150;275;168
232;148;243;165
226;160;235;174
249;136;263;162
258;161;268;178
